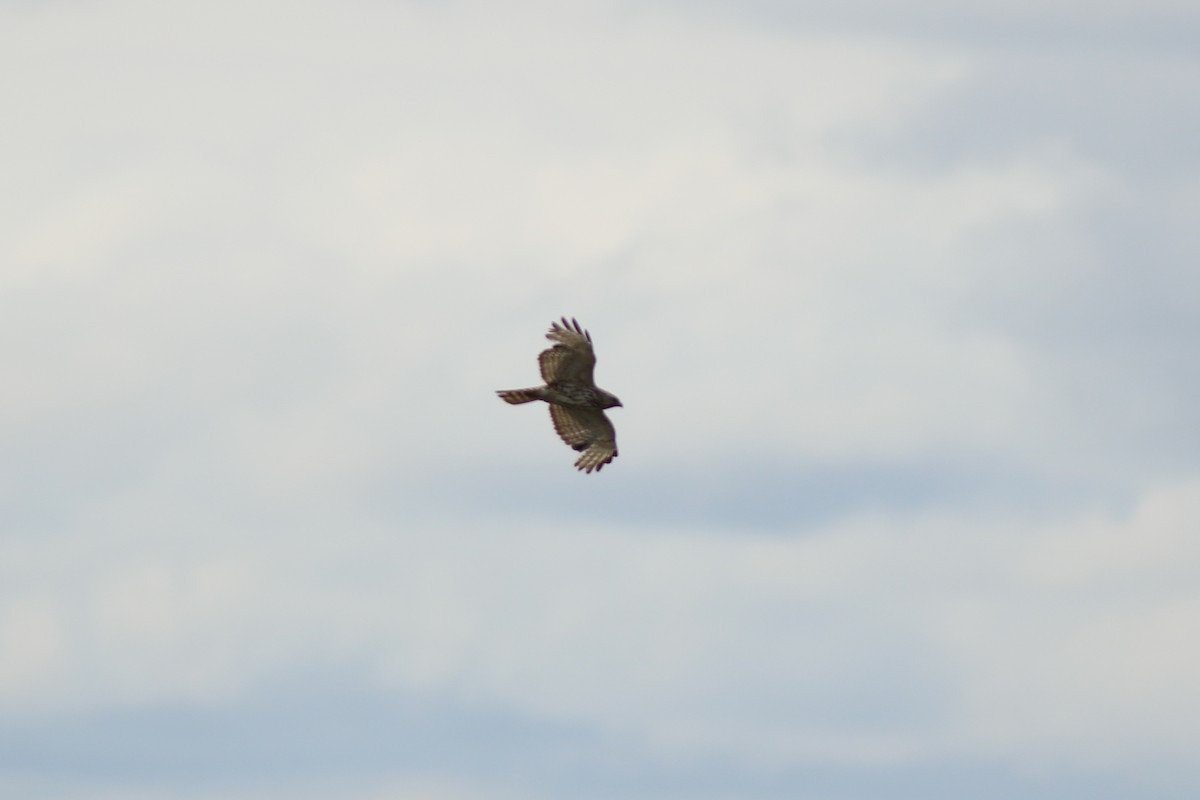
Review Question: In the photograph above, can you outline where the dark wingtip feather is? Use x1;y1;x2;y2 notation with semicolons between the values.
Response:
571;317;592;342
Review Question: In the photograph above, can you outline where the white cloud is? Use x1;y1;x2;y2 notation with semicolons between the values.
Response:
3;477;1198;774
1;0;1197;797
0;0;1108;472
0;599;64;694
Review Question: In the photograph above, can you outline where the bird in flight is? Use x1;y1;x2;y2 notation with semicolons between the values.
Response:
497;317;622;473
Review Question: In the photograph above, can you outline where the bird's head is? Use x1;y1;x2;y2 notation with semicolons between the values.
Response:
599;391;623;409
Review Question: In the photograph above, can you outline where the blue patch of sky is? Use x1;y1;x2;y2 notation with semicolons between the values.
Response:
2;674;1189;799
381;453;1109;534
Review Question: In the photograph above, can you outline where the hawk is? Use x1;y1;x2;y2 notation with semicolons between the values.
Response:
497;317;622;473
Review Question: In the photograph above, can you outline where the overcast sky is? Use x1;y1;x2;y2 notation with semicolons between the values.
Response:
3;1;1199;798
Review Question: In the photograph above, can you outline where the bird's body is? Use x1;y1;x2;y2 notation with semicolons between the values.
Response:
497;318;622;473
499;384;612;408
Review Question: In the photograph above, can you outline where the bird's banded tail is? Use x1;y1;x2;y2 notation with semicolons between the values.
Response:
497;388;542;404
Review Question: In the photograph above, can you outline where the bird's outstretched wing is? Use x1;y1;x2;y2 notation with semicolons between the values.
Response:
539;317;596;385
549;404;618;473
